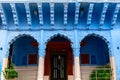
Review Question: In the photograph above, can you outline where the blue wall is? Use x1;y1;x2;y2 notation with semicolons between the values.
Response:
80;36;109;65
111;29;120;79
11;36;38;66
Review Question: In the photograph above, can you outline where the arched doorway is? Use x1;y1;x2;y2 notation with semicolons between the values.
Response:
80;35;110;80
45;34;73;80
8;35;38;80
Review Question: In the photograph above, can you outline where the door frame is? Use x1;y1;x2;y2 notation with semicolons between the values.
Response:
44;42;73;80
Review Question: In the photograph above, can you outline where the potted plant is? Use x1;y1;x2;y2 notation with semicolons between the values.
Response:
90;64;111;80
3;63;18;80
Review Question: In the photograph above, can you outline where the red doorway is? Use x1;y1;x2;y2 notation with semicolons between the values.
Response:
44;42;73;80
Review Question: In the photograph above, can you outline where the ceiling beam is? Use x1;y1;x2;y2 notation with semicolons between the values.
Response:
64;3;68;26
50;3;54;27
0;4;7;29
111;3;120;29
86;3;94;29
74;3;80;28
99;3;109;29
24;3;32;29
10;3;19;29
37;3;43;29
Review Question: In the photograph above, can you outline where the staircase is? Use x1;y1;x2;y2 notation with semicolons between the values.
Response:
80;66;96;80
14;66;38;80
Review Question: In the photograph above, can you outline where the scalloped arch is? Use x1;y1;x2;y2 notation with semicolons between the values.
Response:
81;33;109;44
80;33;111;56
6;34;39;57
46;33;72;43
44;33;73;50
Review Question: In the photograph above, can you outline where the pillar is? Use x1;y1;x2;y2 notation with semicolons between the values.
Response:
37;47;45;80
1;57;8;80
73;30;81;80
110;56;116;80
37;30;45;80
73;49;81;80
37;57;45;80
109;40;116;80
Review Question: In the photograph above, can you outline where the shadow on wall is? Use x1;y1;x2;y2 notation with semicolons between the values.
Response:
9;36;38;66
80;35;109;65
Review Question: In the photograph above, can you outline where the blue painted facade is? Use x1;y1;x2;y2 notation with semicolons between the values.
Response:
11;36;38;66
80;35;109;65
0;2;119;80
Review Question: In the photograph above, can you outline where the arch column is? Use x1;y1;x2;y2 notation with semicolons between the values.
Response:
110;56;116;80
37;48;46;80
37;30;45;80
1;43;9;80
73;48;81;80
73;30;81;80
109;44;116;80
108;40;116;80
37;55;45;80
1;57;8;80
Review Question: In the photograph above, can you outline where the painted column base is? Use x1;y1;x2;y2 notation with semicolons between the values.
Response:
74;56;81;80
74;78;81;80
110;56;116;80
37;57;44;80
1;58;8;80
38;79;43;80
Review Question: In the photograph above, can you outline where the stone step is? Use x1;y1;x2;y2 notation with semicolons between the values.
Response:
14;66;38;80
80;66;97;80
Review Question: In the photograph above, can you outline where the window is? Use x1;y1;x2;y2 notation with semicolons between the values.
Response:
91;55;96;64
28;54;38;64
81;54;90;64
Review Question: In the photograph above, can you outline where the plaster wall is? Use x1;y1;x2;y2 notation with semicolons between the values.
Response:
0;29;115;79
111;29;120;80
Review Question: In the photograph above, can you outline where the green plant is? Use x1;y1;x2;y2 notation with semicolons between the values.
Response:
3;63;18;80
90;64;111;80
